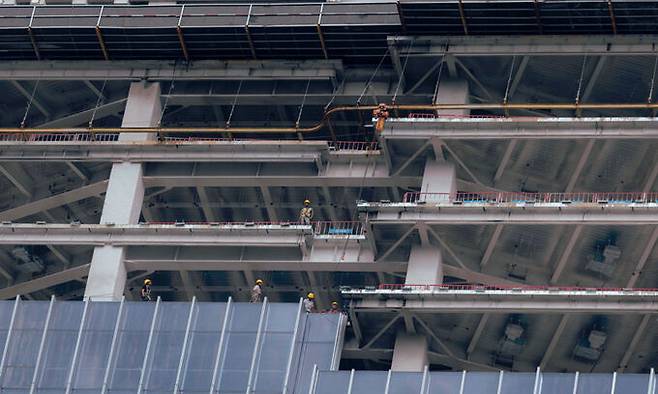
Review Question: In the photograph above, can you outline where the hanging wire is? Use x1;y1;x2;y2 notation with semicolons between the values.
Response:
157;60;178;129
295;80;311;129
392;40;414;104
323;78;344;112
503;56;517;104
648;54;658;103
226;79;243;129
88;79;108;128
431;50;448;105
356;48;390;105
20;80;40;129
575;55;588;104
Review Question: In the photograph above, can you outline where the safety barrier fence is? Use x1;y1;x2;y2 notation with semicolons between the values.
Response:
377;283;658;293
141;220;365;236
0;133;120;142
402;191;658;205
328;141;379;151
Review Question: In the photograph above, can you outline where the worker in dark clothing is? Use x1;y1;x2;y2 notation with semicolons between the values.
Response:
299;199;314;225
141;278;152;301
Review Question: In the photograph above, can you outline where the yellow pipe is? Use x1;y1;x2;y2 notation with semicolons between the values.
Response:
1;102;656;135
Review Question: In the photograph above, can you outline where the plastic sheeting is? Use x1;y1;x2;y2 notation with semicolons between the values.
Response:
0;298;344;394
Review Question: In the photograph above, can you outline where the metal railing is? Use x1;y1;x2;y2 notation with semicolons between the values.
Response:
0;133;120;142
328;141;379;151
402;191;658;205
313;221;365;236
139;220;366;236
377;283;658;293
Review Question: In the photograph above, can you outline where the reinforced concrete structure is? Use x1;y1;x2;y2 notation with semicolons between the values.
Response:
0;0;657;386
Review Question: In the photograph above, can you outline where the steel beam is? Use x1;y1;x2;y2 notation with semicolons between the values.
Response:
9;81;50;118
391;35;658;56
0;163;34;198
381;117;658;140
0;264;89;299
616;314;650;372
363;205;658;225
466;314;489;358
550;225;583;284
0;60;340;81
0;181;107;221
540;315;569;369
626;226;658;288
0;223;311;246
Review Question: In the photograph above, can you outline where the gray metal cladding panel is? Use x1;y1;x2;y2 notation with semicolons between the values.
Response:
0;301;50;390
389;372;423;394
250;4;320;26
0;7;31;29
180;5;249;27
500;372;535;394
350;371;388;393
100;6;182;28
69;301;121;391
106;301;155;392
463;371;499;394
540;373;577;394
0;300;14;363
613;374;651;394
315;371;350;394
142;302;190;392
34;301;85;391
576;373;613;394
31;6;101;28
320;3;401;26
428;371;462;394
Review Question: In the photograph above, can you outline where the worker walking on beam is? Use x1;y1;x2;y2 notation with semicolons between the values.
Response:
141;278;152;302
300;199;314;225
303;292;317;313
251;279;264;303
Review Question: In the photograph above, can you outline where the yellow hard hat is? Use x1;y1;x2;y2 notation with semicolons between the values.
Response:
304;199;311;205
144;278;152;285
331;301;338;306
256;279;264;285
307;292;315;299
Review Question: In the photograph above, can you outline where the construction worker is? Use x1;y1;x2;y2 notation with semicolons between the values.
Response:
251;279;264;303
372;103;389;133
299;199;314;225
303;292;317;313
141;279;152;302
328;301;340;313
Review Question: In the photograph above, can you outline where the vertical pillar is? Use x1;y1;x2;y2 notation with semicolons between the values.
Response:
434;79;469;116
84;82;161;301
406;244;443;285
391;333;428;372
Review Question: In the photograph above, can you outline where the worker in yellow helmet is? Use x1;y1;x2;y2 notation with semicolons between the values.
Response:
251;279;264;303
299;199;314;225
303;292;317;313
328;301;340;313
141;278;152;302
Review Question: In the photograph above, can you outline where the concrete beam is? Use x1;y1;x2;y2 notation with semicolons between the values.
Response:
0;163;34;198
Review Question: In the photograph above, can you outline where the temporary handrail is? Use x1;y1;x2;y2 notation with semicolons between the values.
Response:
139;220;365;235
377;283;658;292
4;102;658;135
401;191;658;204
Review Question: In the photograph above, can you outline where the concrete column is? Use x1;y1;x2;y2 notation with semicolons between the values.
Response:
84;82;161;301
406;244;443;285
421;160;456;196
391;333;428;372
434;79;469;116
